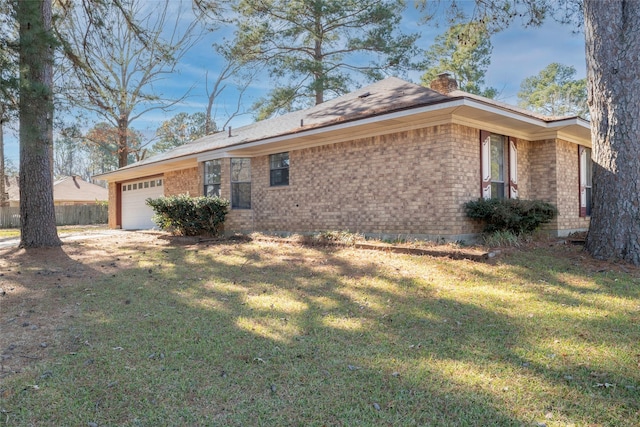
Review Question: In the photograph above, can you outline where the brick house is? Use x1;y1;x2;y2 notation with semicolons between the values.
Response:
95;75;592;241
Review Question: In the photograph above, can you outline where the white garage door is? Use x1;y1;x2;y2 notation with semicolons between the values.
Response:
121;178;164;230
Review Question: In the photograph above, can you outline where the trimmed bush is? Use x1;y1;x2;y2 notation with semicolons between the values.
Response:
464;198;558;235
146;194;229;236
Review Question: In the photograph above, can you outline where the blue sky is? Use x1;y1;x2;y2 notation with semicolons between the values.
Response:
2;3;586;169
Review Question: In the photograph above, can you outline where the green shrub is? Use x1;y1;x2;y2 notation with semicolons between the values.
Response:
146;194;229;236
464;198;558;235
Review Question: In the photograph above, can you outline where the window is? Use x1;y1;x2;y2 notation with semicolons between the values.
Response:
490;135;507;199
579;146;593;217
481;131;517;199
204;159;222;197
231;158;251;209
270;152;289;186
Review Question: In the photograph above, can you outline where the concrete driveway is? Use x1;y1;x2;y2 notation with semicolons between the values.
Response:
0;228;129;249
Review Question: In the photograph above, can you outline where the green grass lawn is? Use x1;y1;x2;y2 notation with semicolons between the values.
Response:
0;236;638;426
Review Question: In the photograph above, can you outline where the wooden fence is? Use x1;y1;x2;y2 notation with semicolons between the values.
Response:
0;205;108;228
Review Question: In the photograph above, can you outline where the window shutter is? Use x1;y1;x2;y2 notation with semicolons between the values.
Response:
480;130;491;199
509;138;518;199
579;146;587;217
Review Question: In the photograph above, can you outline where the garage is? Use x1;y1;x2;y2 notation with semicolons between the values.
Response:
121;178;164;229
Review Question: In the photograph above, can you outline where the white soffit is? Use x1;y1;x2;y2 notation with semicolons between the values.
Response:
199;102;463;160
217;99;590;158
98;157;198;182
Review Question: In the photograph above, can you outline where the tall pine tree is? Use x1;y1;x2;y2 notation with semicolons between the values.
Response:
420;22;497;98
231;0;419;119
15;0;61;247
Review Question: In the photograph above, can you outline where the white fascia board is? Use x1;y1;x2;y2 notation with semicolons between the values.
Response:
210;98;589;157
458;98;591;130
461;101;546;127
452;100;591;144
547;117;591;129
197;152;236;162
450;115;533;141
205;100;466;155
97;98;592;180
93;155;200;182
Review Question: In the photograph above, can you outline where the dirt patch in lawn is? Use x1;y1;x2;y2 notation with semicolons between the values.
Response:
0;230;166;379
0;229;635;380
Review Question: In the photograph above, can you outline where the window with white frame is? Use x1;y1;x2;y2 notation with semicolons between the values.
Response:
579;146;593;217
204;159;222;197
231;158;251;209
481;131;518;199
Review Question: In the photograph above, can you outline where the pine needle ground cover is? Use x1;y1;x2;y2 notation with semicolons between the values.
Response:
0;232;638;426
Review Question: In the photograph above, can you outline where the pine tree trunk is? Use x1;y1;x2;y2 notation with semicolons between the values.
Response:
17;0;61;248
0;114;7;207
314;37;324;105
118;117;129;168
584;1;640;264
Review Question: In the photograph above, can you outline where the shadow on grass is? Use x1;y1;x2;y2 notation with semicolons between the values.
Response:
0;246;104;382
1;237;638;426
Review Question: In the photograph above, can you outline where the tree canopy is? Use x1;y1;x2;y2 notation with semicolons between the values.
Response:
153;112;206;153
231;0;419;119
518;63;588;118
55;0;202;167
420;21;497;98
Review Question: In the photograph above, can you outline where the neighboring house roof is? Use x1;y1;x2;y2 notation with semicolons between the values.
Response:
53;176;108;203
6;175;108;203
95;77;591;181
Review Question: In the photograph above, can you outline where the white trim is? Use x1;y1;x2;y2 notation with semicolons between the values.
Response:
509;139;518;199
95;97;591;182
212;98;587;155
481;134;491;199
579;146;588;216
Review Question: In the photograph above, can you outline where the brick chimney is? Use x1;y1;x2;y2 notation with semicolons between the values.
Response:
430;73;458;94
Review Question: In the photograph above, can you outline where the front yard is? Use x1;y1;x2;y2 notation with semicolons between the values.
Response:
0;232;638;426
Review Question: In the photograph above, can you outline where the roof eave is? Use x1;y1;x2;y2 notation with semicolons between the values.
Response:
95;96;592;182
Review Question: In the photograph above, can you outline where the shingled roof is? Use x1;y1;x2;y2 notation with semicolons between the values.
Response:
5;176;107;204
96;76;589;180
104;77;451;173
53;176;108;203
